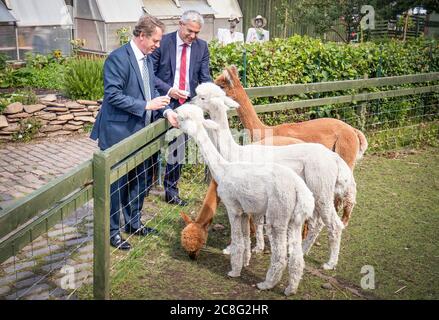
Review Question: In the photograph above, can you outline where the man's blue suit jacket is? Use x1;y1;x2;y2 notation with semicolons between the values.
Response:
90;43;170;150
150;31;212;109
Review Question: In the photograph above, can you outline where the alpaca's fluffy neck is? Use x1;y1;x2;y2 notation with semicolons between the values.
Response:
193;126;227;183
209;111;240;161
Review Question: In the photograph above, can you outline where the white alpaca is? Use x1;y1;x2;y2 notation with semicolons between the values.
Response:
191;82;357;270
176;104;315;295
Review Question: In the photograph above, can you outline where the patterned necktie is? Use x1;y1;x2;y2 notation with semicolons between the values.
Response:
178;44;188;105
142;56;152;125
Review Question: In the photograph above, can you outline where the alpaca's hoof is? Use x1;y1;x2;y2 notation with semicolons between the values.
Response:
222;246;231;255
227;270;241;278
322;262;336;270
284;285;297;296
256;281;273;291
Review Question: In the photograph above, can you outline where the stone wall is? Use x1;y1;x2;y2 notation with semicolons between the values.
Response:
0;94;101;141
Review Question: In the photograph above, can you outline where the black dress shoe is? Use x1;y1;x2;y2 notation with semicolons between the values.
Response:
110;234;131;251
165;195;188;206
126;224;159;236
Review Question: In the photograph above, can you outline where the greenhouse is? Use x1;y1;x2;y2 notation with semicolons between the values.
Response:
0;0;73;60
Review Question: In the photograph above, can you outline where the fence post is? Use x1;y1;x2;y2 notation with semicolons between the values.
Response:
357;74;368;131
93;151;111;300
242;48;247;88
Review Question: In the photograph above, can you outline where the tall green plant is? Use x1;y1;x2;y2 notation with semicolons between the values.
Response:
63;57;105;100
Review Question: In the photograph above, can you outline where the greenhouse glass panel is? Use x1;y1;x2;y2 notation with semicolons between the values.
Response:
179;0;215;15
96;0;143;23
0;0;16;23
142;0;182;17
75;0;102;21
76;19;105;51
208;0;242;19
106;22;137;52
17;26;72;56
10;0;73;27
0;25;17;59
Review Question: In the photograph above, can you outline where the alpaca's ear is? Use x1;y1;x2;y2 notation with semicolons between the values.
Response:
223;68;234;87
223;96;239;109
230;65;238;75
180;212;193;225
202;119;219;131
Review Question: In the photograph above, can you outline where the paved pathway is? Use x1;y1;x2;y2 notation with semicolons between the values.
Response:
0;134;98;300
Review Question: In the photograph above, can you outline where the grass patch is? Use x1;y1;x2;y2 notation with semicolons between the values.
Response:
77;146;439;300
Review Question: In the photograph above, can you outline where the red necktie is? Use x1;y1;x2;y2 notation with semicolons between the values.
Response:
178;44;188;105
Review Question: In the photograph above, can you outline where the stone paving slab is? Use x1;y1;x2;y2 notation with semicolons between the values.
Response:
0;134;98;300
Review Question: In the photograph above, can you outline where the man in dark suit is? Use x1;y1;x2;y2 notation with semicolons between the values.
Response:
151;10;212;206
90;15;173;251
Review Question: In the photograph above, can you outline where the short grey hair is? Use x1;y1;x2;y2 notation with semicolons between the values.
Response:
180;10;204;26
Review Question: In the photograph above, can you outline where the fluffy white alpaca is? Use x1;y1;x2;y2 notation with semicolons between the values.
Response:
192;82;357;270
176;104;315;295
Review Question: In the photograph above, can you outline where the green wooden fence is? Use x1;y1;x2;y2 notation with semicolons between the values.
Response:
0;72;437;300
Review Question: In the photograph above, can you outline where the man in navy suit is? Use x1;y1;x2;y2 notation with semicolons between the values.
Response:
91;15;174;251
151;10;212;206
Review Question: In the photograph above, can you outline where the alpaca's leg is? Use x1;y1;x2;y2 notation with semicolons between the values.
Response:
241;213;251;267
257;226;287;290
227;212;244;277
252;214;265;253
285;224;304;296
341;187;357;226
302;213;324;255
320;207;344;270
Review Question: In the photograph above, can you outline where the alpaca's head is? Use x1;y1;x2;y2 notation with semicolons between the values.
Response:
192;83;239;121
176;103;219;137
214;65;241;100
180;212;211;260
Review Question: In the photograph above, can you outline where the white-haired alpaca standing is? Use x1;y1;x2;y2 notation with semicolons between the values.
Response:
176;104;315;295
191;82;357;270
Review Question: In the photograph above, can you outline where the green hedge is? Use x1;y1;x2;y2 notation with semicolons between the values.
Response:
209;36;438;86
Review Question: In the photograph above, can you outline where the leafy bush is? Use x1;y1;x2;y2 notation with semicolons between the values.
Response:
0;53;7;71
63;57;104;100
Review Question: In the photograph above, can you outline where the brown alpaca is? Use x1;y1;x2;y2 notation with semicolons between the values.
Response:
180;136;304;258
215;66;368;170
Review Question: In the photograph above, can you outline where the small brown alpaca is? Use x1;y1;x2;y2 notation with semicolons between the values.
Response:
180;66;367;258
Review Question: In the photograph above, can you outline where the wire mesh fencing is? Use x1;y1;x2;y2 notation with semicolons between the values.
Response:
108;129;209;283
0;198;94;300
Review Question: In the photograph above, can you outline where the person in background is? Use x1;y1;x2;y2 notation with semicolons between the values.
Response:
217;15;244;45
246;15;270;43
151;10;212;206
90;15;174;251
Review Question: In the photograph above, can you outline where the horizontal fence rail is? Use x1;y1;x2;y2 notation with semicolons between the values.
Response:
245;72;439;98
0;161;93;264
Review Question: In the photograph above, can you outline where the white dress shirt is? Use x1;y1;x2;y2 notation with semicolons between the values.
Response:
217;29;244;45
130;39;151;100
173;32;191;95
